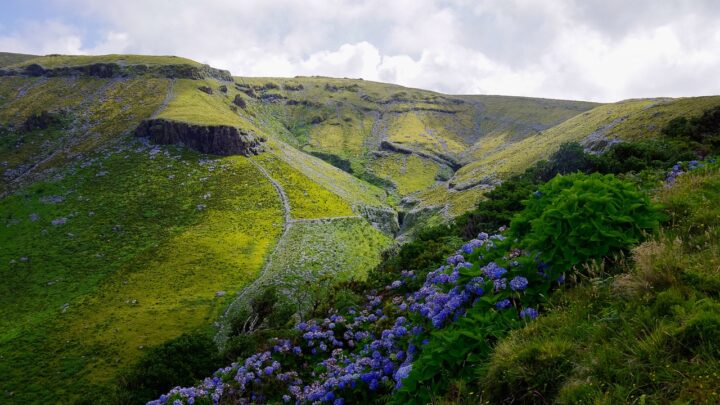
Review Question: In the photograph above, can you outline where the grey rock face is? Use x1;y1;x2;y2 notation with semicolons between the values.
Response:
135;119;266;157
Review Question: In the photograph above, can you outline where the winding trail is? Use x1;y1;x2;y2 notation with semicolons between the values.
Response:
151;78;175;119
216;158;368;346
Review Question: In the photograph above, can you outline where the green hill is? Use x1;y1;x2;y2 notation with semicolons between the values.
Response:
0;52;37;68
1;53;719;402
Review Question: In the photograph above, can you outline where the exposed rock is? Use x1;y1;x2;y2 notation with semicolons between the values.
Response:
259;93;286;103
283;83;304;91
0;62;234;81
198;85;214;95
135;119;266;156
355;205;400;235
232;95;247;109
22;110;66;131
219;85;228;93
215;291;227;297
379;141;462;170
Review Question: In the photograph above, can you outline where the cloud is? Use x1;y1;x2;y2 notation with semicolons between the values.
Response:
1;0;719;101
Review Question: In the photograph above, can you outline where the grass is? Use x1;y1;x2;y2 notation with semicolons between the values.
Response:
254;153;355;219
371;154;440;196
157;79;259;132
0;76;169;195
9;54;203;69
0;143;283;403
464;165;720;404
0;52;37;68
261;218;394;285
452;96;720;187
267;139;388;208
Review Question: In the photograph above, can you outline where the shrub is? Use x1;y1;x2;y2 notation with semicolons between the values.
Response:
116;332;222;404
511;173;660;278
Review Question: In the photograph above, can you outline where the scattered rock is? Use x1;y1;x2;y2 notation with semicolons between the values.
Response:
219;85;228;93
215;291;227;297
232;95;247;109
196;204;206;211
96;171;107;177
198;85;214;95
60;303;70;313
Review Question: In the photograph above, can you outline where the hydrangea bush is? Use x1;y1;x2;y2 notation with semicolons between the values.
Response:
150;230;558;405
150;171;668;405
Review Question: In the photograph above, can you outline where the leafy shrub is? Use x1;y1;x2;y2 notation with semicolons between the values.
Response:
663;106;720;151
511;173;660;278
116;332;222;404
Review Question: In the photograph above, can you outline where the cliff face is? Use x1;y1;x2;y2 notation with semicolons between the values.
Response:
135;119;266;156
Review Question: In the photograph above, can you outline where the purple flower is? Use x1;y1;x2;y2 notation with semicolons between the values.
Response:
520;307;539;320
482;262;507;280
509;276;529;291
495;299;511;309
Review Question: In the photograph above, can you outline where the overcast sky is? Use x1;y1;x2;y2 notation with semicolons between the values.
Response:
1;0;719;102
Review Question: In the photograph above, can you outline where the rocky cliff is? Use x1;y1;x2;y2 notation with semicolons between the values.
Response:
0;62;233;81
135;119;265;156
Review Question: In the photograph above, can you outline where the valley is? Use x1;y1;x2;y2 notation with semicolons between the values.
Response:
1;53;719;403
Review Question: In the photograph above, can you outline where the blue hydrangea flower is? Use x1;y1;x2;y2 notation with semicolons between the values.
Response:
495;299;511;309
509;276;529;291
520;307;539;320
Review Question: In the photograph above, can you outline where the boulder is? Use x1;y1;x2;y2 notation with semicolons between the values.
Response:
198;85;214;95
232;94;247;108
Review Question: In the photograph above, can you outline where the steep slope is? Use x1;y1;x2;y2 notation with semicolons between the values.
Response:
0;55;392;402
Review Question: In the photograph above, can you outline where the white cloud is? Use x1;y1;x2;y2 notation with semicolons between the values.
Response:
2;0;720;102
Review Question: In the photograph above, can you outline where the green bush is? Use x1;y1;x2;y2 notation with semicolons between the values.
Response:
116;332;222;404
511;173;660;278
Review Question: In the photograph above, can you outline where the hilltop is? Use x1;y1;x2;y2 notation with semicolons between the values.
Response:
1;53;719;403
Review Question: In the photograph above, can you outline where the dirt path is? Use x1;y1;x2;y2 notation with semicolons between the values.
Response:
215;158;368;346
151;78;175;119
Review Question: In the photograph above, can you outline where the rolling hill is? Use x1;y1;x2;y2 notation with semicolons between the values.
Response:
1;53;719;402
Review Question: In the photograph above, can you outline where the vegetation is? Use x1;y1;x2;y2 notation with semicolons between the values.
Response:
2;53;720;404
0;144;282;402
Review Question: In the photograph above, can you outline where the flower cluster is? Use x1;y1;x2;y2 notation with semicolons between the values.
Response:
666;160;707;186
152;231;543;404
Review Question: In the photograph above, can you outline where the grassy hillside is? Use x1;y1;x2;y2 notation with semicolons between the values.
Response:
452;96;720;188
0;52;37;68
2;53;718;403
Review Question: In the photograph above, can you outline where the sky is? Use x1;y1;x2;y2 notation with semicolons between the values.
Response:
1;0;720;102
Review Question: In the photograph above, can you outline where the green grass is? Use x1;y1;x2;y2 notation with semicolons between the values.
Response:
0;143;283;403
0;52;37;68
157;79;259;132
9;54;202;69
0;76;169;195
371;154;440;196
254;153;355;219
261;217;394;284
453;96;720;187
465;165;720;404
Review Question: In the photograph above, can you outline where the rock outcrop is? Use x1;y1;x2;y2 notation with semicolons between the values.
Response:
0;62;234;81
135;119;265;156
